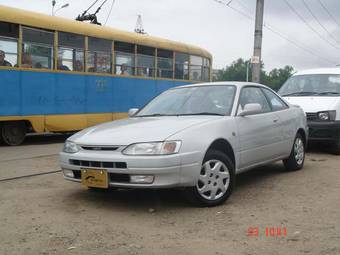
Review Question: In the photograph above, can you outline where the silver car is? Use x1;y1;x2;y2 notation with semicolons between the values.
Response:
60;82;308;206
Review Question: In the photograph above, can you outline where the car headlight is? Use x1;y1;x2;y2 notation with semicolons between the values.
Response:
317;111;336;121
122;141;181;155
63;141;79;153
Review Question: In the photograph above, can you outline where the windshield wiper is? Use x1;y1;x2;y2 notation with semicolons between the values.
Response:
316;91;340;95
176;112;225;116
281;91;318;97
137;112;225;117
136;113;169;117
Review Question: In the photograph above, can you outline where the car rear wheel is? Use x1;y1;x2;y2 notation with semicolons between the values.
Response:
283;134;305;171
185;150;235;207
1;122;27;146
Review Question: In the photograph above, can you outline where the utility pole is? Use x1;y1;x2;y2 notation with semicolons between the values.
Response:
251;0;264;83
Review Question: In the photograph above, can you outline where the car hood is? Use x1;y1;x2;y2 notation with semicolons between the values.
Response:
70;116;222;146
284;96;338;113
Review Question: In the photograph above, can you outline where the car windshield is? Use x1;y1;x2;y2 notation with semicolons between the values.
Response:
279;74;340;96
136;85;236;117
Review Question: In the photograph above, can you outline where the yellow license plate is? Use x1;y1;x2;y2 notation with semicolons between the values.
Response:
81;169;108;189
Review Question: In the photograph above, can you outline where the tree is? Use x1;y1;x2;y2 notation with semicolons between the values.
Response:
215;58;251;82
263;66;294;91
215;58;294;91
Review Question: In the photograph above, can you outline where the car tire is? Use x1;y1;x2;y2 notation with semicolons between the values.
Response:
283;133;305;171
184;149;235;207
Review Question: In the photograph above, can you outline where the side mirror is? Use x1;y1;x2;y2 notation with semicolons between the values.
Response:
128;108;139;117
238;103;262;116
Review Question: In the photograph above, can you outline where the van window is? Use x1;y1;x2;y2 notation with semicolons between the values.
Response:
0;22;19;67
279;74;340;96
22;27;54;69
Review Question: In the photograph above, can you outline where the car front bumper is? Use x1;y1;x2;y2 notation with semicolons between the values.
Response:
308;121;340;141
59;150;202;189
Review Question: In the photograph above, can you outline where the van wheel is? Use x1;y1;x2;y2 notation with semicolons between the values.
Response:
184;150;235;207
283;134;305;171
1;122;27;146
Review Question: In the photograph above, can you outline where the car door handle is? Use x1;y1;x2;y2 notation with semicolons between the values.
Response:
273;118;279;123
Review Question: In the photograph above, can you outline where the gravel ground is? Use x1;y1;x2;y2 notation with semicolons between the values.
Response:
0;135;339;255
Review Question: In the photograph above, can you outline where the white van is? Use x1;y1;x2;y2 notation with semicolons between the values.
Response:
279;68;340;154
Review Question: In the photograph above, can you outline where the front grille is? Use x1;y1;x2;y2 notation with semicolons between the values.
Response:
68;170;130;183
306;112;318;121
69;159;127;169
73;170;81;179
69;170;129;182
81;146;119;151
109;173;130;183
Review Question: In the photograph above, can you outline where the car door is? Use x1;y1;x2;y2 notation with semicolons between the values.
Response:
235;86;282;170
261;88;296;155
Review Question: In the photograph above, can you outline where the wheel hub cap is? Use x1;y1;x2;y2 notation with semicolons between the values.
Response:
294;137;304;165
197;159;230;201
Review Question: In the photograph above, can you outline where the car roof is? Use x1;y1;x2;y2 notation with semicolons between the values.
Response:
293;68;340;76
176;81;269;89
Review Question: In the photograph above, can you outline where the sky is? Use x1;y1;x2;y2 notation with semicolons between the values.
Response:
1;0;340;71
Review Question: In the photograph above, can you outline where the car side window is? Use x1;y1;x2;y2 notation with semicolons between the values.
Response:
262;88;288;111
238;87;271;114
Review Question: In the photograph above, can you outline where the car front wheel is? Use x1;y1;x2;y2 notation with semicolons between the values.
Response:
283;134;305;171
185;150;235;207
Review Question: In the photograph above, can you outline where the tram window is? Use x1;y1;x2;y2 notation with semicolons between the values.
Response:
175;52;189;80
58;32;84;71
87;37;112;73
115;41;135;76
0;22;19;67
22;27;54;69
202;58;210;81
190;55;203;81
157;49;173;79
137;45;155;77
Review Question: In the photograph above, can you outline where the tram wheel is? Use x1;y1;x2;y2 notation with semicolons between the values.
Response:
1;122;27;146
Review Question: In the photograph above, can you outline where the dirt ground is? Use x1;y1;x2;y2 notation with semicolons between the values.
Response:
0;135;339;255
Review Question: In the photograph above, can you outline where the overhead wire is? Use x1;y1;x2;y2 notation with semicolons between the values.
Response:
317;0;340;31
104;0;116;25
282;0;340;50
301;0;340;45
84;0;100;15
212;0;337;65
235;0;253;16
214;0;253;19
